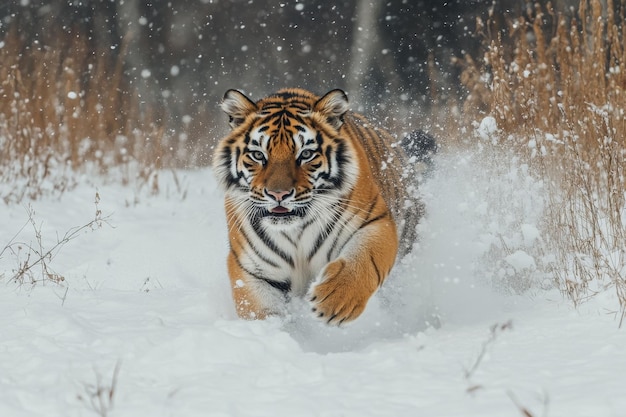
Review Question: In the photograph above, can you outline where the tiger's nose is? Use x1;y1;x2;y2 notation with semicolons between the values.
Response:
265;188;293;202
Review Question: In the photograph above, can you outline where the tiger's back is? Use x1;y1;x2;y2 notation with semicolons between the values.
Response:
341;112;422;253
212;88;427;325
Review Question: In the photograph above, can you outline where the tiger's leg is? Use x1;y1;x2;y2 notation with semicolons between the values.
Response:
308;216;398;326
227;251;287;320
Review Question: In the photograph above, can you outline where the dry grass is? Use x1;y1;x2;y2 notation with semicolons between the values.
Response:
458;0;626;322
0;25;174;203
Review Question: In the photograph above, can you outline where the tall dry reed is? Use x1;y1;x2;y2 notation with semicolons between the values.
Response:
459;0;626;323
0;26;171;203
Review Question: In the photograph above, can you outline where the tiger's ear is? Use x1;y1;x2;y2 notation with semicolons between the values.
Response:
221;89;257;129
314;89;349;130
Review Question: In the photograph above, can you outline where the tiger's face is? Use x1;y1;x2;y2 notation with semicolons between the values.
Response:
213;89;359;228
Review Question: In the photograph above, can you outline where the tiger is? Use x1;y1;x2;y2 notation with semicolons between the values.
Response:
212;88;433;325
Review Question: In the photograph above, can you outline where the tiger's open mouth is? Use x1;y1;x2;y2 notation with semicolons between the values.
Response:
264;206;305;218
271;206;290;214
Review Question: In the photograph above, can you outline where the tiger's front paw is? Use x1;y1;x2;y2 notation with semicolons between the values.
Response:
308;259;377;326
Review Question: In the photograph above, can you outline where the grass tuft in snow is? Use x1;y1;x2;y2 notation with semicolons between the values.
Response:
0;192;110;291
77;361;121;417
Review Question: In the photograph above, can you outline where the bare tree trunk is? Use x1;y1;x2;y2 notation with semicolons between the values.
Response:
347;0;383;108
346;0;402;111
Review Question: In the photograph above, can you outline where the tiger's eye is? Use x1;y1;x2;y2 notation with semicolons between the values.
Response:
251;151;265;162
300;149;314;160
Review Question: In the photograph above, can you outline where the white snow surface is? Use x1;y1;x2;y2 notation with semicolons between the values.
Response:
1;147;625;417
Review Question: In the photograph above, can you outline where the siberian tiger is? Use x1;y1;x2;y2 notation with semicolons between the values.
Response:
212;88;433;325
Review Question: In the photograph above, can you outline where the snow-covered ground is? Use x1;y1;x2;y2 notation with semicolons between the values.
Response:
1;144;624;417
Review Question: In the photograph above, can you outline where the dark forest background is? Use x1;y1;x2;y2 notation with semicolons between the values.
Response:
1;0;580;136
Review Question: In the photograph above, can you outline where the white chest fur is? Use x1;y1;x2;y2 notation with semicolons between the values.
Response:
237;210;361;297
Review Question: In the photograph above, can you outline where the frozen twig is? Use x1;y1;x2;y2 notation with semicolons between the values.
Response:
508;389;550;417
464;320;513;392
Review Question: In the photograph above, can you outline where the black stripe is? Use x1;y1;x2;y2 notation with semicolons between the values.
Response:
370;254;383;286
326;210;357;262
280;231;297;248
297;218;316;240
323;146;334;178
259;277;291;293
333;141;349;186
362;198;378;221
251;219;295;267
232;254;290;294
231;248;269;282
238;225;281;268
320;144;346;188
262;102;309;112
258;110;307;130
326;184;356;261
331;204;389;260
307;206;344;261
362;124;384;168
271;91;300;100
359;211;388;231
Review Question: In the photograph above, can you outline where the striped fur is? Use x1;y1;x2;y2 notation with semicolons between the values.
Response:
213;88;423;325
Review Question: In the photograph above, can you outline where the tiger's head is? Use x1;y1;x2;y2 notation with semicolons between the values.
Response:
213;88;359;228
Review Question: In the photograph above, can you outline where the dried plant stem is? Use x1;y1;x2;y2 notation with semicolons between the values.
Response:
77;361;122;417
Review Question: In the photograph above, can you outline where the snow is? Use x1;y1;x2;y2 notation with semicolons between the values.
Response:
476;116;498;142
504;250;536;273
1;147;625;416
